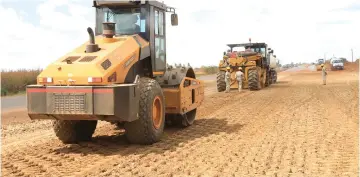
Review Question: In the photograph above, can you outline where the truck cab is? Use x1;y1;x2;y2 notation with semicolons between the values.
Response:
317;59;324;65
330;58;344;70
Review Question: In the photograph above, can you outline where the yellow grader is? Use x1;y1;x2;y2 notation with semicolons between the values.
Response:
217;41;277;91
26;0;204;145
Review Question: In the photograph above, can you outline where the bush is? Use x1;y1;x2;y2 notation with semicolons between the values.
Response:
339;57;347;63
1;68;42;96
201;65;218;75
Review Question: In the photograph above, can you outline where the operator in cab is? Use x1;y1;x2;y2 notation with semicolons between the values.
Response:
113;13;140;34
245;47;252;52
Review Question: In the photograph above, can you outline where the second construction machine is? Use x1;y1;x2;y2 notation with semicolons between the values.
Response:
217;41;277;91
25;0;204;145
316;58;325;71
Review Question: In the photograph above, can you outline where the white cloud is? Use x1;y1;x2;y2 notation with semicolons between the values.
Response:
0;0;94;70
165;0;360;66
36;0;93;32
1;0;359;70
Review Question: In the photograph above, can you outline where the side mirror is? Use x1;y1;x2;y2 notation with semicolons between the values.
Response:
171;13;178;26
268;48;271;51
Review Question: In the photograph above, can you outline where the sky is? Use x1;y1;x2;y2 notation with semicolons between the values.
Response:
0;0;359;70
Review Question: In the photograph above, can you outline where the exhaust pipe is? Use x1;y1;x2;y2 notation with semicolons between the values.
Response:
102;22;116;38
87;27;95;44
86;27;99;53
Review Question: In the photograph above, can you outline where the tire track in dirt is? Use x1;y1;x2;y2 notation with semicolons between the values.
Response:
230;84;314;176
141;82;310;176
2;120;53;138
1;72;358;176
1;121;111;154
79;90;260;177
1;121;137;176
55;88;272;176
10;77;305;176
167;90;278;177
327;82;358;123
196;78;357;177
315;83;359;176
1;86;250;177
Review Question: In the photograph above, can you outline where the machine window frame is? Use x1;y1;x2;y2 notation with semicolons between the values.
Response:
94;6;147;36
153;7;166;69
155;10;159;35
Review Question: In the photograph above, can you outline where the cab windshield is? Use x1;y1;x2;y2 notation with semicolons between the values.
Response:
232;47;246;52
251;47;266;57
95;7;146;35
229;46;266;57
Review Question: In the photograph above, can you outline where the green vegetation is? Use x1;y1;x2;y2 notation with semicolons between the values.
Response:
1;69;42;96
199;65;218;75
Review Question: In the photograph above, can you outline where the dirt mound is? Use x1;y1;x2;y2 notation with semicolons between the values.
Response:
344;62;359;72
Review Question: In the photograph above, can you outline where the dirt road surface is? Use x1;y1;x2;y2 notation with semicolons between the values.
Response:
1;94;26;111
1;67;359;177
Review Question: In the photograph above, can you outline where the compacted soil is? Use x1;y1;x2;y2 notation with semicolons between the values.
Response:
1;68;358;177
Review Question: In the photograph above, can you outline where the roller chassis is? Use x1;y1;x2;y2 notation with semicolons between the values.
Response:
26;70;204;144
26;83;141;122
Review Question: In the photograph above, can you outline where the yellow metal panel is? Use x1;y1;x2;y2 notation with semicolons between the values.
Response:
163;88;181;114
37;34;149;85
179;77;204;114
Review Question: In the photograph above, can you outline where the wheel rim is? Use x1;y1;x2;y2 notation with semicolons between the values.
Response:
152;96;162;129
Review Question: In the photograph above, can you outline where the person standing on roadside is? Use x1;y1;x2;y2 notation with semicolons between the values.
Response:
235;67;244;92
321;64;327;85
225;67;231;93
